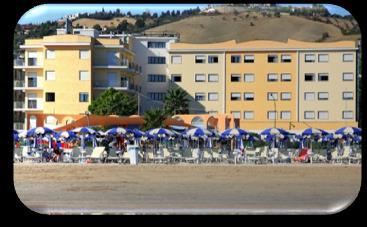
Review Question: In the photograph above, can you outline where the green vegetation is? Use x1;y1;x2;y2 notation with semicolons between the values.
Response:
164;87;189;116
142;108;167;130
88;88;137;116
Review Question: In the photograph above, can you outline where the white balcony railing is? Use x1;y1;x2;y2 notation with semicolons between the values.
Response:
14;80;25;88
14;101;25;109
14;59;25;66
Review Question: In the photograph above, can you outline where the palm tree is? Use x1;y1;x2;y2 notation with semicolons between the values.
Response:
164;87;189;116
142;108;167;131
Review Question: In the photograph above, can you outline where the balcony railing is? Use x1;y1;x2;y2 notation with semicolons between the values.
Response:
93;80;130;89
14;101;25;109
27;80;38;88
14;80;25;88
28;58;38;66
14;59;25;66
27;100;38;109
14;123;25;130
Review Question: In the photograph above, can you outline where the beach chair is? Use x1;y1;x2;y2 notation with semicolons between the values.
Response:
62;148;73;163
171;151;183;163
293;148;310;163
120;151;130;164
259;148;269;164
313;153;327;163
21;146;40;163
106;149;120;163
145;151;155;163
355;153;362;164
331;149;340;164
340;147;354;164
203;150;213;163
278;150;291;163
184;149;199;164
212;151;221;162
245;148;260;164
89;147;107;163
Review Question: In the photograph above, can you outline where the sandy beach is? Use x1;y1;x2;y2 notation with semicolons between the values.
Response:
14;163;361;214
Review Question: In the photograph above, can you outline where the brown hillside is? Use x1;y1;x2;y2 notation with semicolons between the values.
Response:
72;17;136;28
145;12;360;43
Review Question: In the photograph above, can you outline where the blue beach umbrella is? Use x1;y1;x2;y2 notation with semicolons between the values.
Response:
302;128;329;136
147;128;174;138
186;128;212;138
335;126;361;136
73;127;96;134
55;130;77;140
127;128;145;138
106;127;127;136
221;128;249;139
27;127;54;137
261;128;289;148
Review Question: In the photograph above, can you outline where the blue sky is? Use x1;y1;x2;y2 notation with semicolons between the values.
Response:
18;4;351;25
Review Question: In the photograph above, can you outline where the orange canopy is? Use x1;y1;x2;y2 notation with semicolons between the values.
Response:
54;115;191;131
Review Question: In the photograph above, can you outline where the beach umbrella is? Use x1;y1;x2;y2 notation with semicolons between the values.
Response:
26;127;54;137
105;127;127;136
335;126;361;136
147;128;175;138
302;128;329;137
56;130;77;140
186;128;212;138
261;128;289;148
221;128;249;139
127;128;145;138
72;127;96;134
13;130;19;141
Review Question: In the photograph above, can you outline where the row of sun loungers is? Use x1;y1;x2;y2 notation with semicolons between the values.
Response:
14;146;361;165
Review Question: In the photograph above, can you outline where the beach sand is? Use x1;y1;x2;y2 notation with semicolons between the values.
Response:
14;163;361;214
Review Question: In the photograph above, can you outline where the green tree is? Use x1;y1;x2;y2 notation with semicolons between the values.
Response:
117;19;128;32
93;24;102;31
142;108;167;131
164;87;189;115
135;18;146;28
88;88;137;116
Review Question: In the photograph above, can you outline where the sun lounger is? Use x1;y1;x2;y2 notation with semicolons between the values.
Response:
203;150;213;163
212;151;220;162
62;148;73;163
21;146;41;163
145;151;155;163
312;153;327;163
245;148;260;164
89;147;107;163
331;149;340;163
294;148;310;163
120;151;130;164
106;149;120;163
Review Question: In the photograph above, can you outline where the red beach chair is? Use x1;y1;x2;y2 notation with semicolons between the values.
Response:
294;148;310;163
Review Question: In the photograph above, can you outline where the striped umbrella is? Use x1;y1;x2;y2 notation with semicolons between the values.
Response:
147;128;175;138
221;128;249;139
186;128;212;138
56;130;77;139
335;126;361;136
302;128;329;136
26;127;54;137
127;128;145;138
72;127;96;134
106;127;127;136
13;130;19;141
261;128;289;137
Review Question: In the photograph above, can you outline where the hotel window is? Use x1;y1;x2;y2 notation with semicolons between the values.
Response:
45;92;55;102
318;73;329;81
281;111;291;120
148;74;166;82
231;111;241;119
281;54;292;63
45;71;56;81
318;111;329;120
27;73;37;87
267;92;278;101
195;55;206;64
147;41;166;48
195;74;206;82
304;111;315;120
244;73;255;82
149;92;166;101
343;53;354;62
343;72;354;81
27;93;37;109
231;93;241;101
171;74;182;82
28;51;38;66
208;55;218;63
304;73;315;81
318;92;329;100
267;111;277;120
79;71;89;81
208;92;218;101
244;111;254;120
80;50;89;59
244;55;255;63
231;55;241;63
208;111;218;115
231;74;241;82
171;55;182;64
305;54;316;62
208;74;219;82
304;92;315;101
79;92;89;102
343;92;354;100
244;92;254;101
281;92;291;100
342;111;353;119
195;93;206;101
318;54;329;62
267;73;278;82
268;54;278;63
281;73;291;81
46;50;55;59
148;56;166;64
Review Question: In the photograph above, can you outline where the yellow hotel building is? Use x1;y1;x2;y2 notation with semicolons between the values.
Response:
13;27;358;132
14;30;141;130
169;39;358;131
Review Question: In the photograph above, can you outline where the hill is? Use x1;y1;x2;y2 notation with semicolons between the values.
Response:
72;17;136;28
145;12;360;43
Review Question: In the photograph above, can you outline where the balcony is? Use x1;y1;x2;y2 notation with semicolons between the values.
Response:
14;101;25;110
25;79;42;90
14;80;25;89
93;80;135;92
13;58;43;69
14;122;25;130
14;59;25;67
